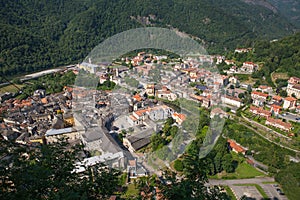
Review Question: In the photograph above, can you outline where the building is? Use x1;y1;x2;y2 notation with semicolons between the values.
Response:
45;127;79;143
234;48;252;53
210;107;229;119
156;86;177;101
228;139;247;155
224;60;235;65
79;62;101;74
172;112;186;125
283;97;297;109
265;118;292;132
74;152;126;173
270;104;282;115
123;132;152;152
146;84;155;96
221;95;243;108
241;62;258;73
287;84;300;99
249;106;271;118
258;85;272;93
251;91;268;107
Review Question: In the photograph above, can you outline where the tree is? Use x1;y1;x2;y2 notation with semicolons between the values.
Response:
0;137;120;200
173;159;183;172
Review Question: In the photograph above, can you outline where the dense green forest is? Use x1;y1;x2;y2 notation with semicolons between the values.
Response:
268;0;300;28
0;0;296;80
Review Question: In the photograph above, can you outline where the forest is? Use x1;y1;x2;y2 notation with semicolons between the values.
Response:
0;0;296;81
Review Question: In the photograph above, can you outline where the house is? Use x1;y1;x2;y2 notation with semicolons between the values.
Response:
234;48;252;53
146;84;155;96
258;85;272;93
156;86;177;101
127;158;148;179
128;108;149;126
210;107;229;119
288;76;300;85
265;118;292;132
229;76;239;84
249;106;271;118
251;91;268;107
79;62;100;74
172;112;186;125
202;97;211;108
221;95;243;108
241;62;258;73
283;97;297;109
148;105;173;121
270;104;282;115
287;76;300;99
287;84;300;99
272;95;282;104
224;60;235;65
228;139;247;155
123;132;151;152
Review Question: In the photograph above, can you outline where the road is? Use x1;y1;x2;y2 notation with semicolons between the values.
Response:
278;112;300;123
209;177;288;200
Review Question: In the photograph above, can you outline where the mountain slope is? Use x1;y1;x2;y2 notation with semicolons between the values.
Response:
0;0;296;78
267;0;300;28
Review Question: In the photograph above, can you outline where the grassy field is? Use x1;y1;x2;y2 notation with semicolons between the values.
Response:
121;183;139;199
271;72;289;81
0;84;23;94
271;72;289;86
211;162;265;179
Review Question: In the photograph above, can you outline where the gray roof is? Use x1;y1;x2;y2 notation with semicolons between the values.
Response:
82;129;102;142
45;127;75;136
127;130;153;151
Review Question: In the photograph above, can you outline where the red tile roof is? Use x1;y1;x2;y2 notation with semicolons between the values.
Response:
285;97;297;102
228;139;246;153
251;91;268;98
133;94;142;102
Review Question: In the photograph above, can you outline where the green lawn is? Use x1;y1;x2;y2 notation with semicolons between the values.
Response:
211;162;265;179
121;183;139;199
0;84;23;94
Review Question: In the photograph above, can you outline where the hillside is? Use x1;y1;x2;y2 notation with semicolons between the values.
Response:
267;0;300;28
225;32;300;86
0;0;296;79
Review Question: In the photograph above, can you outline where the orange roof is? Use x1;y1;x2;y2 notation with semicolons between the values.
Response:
190;94;203;101
129;115;138;121
271;104;282;110
133;94;142;102
259;85;271;89
249;106;271;116
251;91;268;98
227;139;246;153
272;95;282;101
266;118;292;129
172;112;186;121
41;98;48;104
134;108;150;117
243;61;255;65
285;97;297;101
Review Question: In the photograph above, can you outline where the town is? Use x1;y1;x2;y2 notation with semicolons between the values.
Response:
1;48;300;200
